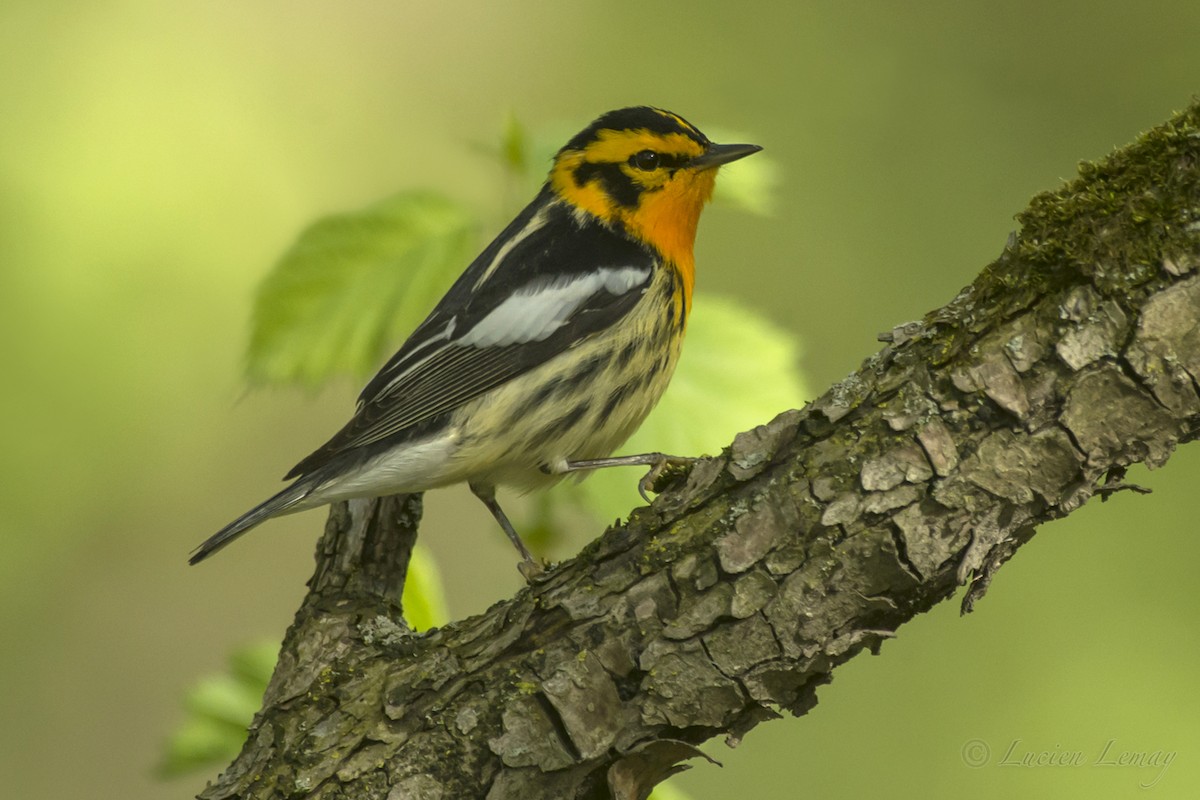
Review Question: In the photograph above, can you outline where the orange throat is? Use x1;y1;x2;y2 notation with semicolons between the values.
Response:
619;169;716;316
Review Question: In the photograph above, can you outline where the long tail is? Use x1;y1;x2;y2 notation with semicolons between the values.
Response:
188;480;316;565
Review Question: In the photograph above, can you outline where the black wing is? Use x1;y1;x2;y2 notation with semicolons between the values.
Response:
285;192;657;479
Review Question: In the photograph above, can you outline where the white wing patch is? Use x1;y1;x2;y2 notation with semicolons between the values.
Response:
460;266;650;348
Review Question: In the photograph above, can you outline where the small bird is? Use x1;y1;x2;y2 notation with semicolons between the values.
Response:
191;106;760;573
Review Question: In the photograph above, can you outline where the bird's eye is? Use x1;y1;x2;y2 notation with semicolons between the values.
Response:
629;150;660;171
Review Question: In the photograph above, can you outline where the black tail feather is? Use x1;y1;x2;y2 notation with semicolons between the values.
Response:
188;481;313;565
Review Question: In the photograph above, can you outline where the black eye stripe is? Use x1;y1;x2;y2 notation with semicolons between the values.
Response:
628;150;689;171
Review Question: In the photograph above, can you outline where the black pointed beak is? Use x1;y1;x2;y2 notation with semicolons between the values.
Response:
691;142;763;170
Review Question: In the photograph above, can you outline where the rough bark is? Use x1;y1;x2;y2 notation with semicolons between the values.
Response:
198;103;1200;800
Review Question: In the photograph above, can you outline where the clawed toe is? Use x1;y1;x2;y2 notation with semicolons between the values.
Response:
637;455;697;503
518;558;547;583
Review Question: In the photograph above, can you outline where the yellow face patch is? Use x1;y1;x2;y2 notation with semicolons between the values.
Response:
550;129;710;213
550;149;616;220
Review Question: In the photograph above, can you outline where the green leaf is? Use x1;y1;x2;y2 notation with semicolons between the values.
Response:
703;126;780;217
483;119;571;205
158;715;249;777
246;190;478;387
499;113;529;175
712;150;780;216
648;782;695;800
158;642;276;776
228;640;280;687
183;674;265;729
544;294;808;526
401;543;450;631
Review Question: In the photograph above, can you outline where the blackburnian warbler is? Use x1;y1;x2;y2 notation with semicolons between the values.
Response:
191;106;760;574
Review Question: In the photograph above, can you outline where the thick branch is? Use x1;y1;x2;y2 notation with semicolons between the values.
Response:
199;103;1200;800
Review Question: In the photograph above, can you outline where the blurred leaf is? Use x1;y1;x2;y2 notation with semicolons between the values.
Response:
162;549;450;776
712;151;779;216
523;123;572;185
246;190;478;387
703;126;779;216
228;639;280;686
184;674;266;728
158;715;248;778
648;782;694;800
401;543;450;631
485;118;571;208
499;113;529;174
544;293;808;527
158;642;274;776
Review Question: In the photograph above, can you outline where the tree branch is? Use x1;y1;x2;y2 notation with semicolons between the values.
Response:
198;102;1200;800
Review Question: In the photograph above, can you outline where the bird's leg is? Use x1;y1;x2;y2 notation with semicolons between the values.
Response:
550;453;697;503
469;481;543;581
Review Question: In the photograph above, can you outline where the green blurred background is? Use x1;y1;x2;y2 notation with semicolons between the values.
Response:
4;1;1199;797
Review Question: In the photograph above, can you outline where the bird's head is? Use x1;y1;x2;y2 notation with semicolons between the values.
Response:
549;107;761;275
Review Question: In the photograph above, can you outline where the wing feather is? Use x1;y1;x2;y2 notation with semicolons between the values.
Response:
284;196;657;480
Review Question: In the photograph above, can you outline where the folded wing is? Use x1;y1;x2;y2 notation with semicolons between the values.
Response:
285;197;657;479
